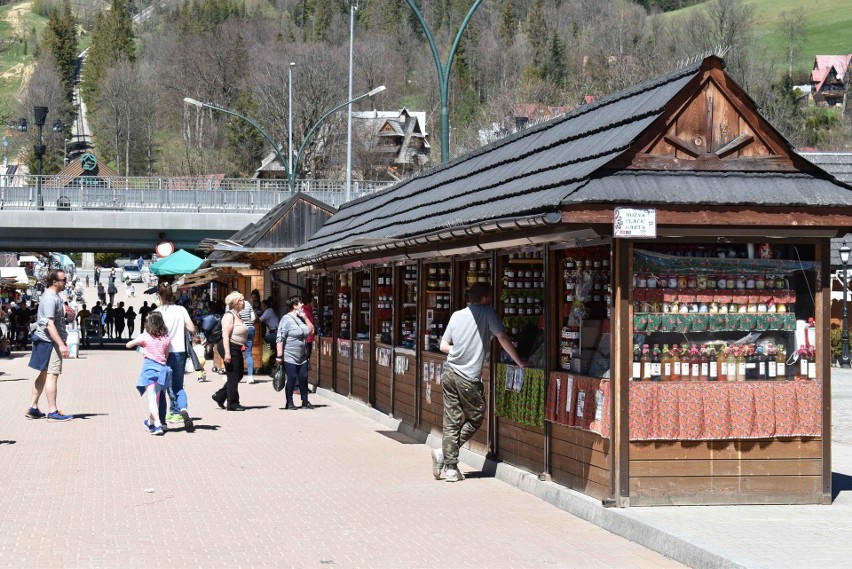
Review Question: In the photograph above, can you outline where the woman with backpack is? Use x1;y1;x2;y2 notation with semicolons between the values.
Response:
211;291;248;411
155;282;196;432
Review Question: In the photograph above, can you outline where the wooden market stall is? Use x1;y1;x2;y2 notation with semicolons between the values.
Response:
276;56;852;507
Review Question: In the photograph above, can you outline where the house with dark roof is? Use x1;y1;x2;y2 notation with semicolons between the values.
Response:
276;56;852;509
810;54;851;107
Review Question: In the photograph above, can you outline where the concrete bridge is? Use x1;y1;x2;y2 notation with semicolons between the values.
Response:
0;175;393;252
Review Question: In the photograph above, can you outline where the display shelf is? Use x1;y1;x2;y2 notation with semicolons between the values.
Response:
633;312;797;333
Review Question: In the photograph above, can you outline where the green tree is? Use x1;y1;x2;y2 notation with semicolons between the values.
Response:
227;92;265;176
543;31;566;89
41;0;78;101
525;0;547;69
499;0;517;43
83;0;136;107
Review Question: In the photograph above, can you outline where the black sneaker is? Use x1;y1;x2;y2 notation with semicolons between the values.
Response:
180;409;195;432
211;393;226;409
25;407;46;420
284;402;299;410
301;402;315;410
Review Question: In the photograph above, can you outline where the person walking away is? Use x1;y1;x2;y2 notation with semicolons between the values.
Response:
434;283;527;482
85;275;90;288
239;299;258;382
97;283;106;304
114;302;126;339
130;284;136;297
125;306;137;338
25;269;73;422
105;304;115;338
276;295;315;410
212;291;248;411
155;283;195;432
192;335;208;382
126;312;172;436
107;280;117;306
94;267;100;284
139;301;151;331
76;304;91;347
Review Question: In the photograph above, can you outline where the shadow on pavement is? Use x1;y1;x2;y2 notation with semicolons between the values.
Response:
72;413;109;420
377;430;419;444
0;377;29;382
234;405;270;411
0;440;16;445
832;471;852;501
181;424;219;431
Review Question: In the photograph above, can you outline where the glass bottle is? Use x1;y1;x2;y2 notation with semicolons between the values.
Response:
651;345;662;381
699;344;709;381
690;345;701;381
661;344;672;382
726;346;737;382
719;345;729;381
736;347;746;381
708;345;718;381
745;345;757;380
680;344;691;382
671;345;681;381
775;344;787;379
808;347;817;380
632;343;642;381
767;343;777;380
797;345;809;380
641;344;652;381
756;346;767;380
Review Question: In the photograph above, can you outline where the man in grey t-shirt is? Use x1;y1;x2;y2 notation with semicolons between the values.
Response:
26;269;73;422
434;282;526;482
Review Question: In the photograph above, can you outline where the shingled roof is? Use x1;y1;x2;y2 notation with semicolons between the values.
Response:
280;56;852;269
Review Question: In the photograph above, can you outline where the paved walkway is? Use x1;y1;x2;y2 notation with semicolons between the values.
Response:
0;348;683;569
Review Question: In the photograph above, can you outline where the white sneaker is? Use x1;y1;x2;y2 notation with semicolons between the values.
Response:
248;377;256;384
431;448;444;479
445;468;464;482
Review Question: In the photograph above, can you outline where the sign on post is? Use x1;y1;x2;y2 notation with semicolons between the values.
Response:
614;207;656;238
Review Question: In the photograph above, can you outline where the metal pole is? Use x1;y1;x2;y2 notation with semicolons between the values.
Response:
404;0;482;163
345;1;355;203
36;123;44;210
843;261;850;367
288;62;295;190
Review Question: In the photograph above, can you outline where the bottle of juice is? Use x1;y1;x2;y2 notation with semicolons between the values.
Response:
632;343;642;381
642;344;652;381
736;346;746;381
699;344;709;381
708;345;718;381
719;345;729;381
808;346;817;380
661;344;672;382
671;345;681;381
726;346;737;382
680;344;691;381
756;345;767;380
690;345;701;381
775;344;787;379
651;345;662;381
767;343;777;380
745;345;757;380
797;344;809;380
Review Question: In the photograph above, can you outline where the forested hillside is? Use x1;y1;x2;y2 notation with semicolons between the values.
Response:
10;0;852;178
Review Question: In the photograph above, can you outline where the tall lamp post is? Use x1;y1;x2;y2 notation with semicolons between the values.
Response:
405;0;481;163
33;106;48;211
288;62;296;184
841;240;851;367
345;0;357;202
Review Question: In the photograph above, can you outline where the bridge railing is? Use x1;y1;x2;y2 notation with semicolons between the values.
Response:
0;176;396;212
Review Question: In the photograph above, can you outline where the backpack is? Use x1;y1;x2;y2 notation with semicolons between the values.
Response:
202;313;223;344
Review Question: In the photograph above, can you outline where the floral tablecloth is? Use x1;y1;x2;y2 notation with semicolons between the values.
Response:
546;372;611;438
629;381;821;441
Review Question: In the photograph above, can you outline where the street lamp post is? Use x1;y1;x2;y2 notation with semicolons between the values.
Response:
183;96;288;184
288;62;296;188
33;106;48;211
346;0;357;202
841;240;851;368
290;85;385;195
404;0;481;163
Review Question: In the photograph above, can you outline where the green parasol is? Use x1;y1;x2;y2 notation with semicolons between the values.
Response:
148;249;203;276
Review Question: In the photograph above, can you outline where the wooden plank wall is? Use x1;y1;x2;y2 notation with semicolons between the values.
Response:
351;340;370;404
308;344;320;386
551;424;612;501
498;417;545;475
470;364;490;453
419;352;446;438
374;343;393;414
317;338;334;390
629;438;823;505
393;349;416;424
335;351;350;396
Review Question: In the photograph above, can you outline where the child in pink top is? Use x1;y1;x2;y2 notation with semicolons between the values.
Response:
126;312;172;435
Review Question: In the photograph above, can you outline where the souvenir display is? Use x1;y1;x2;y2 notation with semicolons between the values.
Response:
559;246;610;376
375;268;393;344
399;265;418;349
423;262;451;352
337;273;350;340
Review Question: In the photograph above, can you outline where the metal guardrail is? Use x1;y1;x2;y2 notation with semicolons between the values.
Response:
0;176;395;212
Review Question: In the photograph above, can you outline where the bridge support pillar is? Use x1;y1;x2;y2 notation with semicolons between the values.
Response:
81;252;95;270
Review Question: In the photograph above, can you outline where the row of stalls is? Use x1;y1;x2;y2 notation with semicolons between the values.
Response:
269;56;852;507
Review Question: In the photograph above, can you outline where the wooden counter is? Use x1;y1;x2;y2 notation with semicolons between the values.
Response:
335;339;351;396
351;340;370;404
374;343;393;414
393;348;416;424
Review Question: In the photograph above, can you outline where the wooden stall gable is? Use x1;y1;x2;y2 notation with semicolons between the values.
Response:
393;349;416;424
551;424;611;501
497;417;545;475
374;343;393;415
629;438;823;505
351;341;370;403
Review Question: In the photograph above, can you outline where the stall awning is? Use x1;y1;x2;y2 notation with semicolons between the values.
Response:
17;255;39;264
0;267;30;286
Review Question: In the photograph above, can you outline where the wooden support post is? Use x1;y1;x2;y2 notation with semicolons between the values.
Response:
817;239;833;504
611;238;631;507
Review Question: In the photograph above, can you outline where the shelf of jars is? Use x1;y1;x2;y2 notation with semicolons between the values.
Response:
337;273;351;340
463;258;492;293
424;262;451;353
399;265;418;349
321;277;334;336
375;268;393;344
559;247;611;375
500;253;542;358
354;272;371;340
